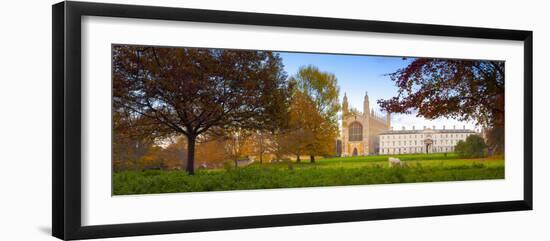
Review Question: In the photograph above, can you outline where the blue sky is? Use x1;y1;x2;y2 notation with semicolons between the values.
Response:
276;51;478;131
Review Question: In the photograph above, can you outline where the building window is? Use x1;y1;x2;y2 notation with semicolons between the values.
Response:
349;122;363;141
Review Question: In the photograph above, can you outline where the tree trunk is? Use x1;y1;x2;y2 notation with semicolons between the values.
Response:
310;155;315;163
259;153;263;164
186;135;196;175
296;154;301;163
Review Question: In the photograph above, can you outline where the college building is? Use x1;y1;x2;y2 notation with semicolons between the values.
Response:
378;126;477;155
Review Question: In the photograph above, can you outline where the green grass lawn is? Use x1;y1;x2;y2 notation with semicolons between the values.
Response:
113;153;504;195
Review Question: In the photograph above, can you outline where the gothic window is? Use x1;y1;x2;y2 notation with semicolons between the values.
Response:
348;122;363;141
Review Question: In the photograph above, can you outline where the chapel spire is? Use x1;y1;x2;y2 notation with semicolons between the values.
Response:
363;91;370;116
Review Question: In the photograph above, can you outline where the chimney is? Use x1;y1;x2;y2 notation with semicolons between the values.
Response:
463;125;466;130
433;125;436;130
453;125;456;129
402;126;405;130
443;125;445;130
412;126;415;130
423;126;426;130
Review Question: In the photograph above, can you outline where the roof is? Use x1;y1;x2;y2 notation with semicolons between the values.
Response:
379;129;476;135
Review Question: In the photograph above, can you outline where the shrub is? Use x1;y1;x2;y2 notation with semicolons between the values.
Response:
455;135;487;158
223;160;234;170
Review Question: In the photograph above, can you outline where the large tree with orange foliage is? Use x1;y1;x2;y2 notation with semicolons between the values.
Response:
113;45;290;174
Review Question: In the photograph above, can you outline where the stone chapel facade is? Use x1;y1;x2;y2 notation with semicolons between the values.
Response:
340;92;391;156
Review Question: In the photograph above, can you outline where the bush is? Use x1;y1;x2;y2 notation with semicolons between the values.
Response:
455;135;487;158
223;160;234;170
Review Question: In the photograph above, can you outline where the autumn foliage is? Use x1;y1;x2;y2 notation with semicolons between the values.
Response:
112;45;341;174
113;45;290;174
378;58;505;153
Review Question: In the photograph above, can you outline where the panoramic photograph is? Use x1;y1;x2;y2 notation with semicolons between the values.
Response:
111;44;505;195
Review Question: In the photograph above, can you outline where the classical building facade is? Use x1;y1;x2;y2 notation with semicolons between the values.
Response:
379;126;477;155
340;92;391;156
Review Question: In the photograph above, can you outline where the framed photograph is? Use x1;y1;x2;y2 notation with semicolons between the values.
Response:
52;1;533;240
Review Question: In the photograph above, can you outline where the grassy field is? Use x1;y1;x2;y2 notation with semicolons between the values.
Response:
113;153;504;195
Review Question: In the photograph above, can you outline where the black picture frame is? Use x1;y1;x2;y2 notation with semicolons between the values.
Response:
52;1;533;240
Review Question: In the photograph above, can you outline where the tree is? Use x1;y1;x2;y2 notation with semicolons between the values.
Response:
112;108;156;171
195;137;226;168
251;131;271;164
223;129;254;168
377;59;504;153
284;91;318;162
113;45;289;174
455;135;487;158
159;137;188;170
290;65;340;124
289;66;340;162
269;131;290;162
139;146;164;170
283;90;339;163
